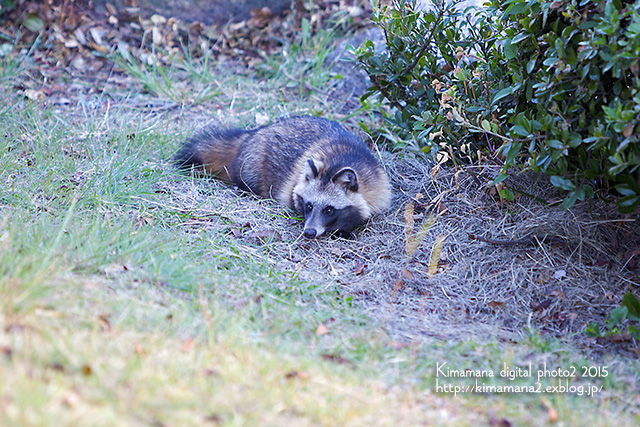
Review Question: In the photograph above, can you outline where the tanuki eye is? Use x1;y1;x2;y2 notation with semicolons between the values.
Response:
306;202;313;212
324;206;334;215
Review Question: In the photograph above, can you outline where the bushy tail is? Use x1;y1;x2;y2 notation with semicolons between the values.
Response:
173;126;246;181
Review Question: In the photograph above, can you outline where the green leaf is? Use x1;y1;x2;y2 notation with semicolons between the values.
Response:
503;142;522;164
503;1;529;17
561;190;579;210
511;32;530;44
511;125;529;136
491;87;513;105
583;184;594;199
499;188;515;201
607;306;628;329
22;13;44;32
585;322;602;337
616;195;640;213
614;184;637;197
621;292;640;321
504;39;517;60
492;173;509;185
578;21;598;30
526;57;537;74
550;176;576;191
609;163;627;175
554;38;565;58
423;13;436;23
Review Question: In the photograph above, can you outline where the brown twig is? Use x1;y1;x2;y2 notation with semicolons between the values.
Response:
467;233;567;247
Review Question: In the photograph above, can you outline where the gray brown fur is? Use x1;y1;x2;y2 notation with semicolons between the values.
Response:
174;116;392;237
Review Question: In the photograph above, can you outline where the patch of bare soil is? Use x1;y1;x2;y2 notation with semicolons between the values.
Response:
162;140;640;353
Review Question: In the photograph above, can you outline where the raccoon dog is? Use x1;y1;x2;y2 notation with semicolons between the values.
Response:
174;116;392;238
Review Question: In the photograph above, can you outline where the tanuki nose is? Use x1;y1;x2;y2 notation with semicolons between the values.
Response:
303;229;317;239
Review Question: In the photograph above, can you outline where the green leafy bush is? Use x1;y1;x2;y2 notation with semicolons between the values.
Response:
0;1;15;15
355;0;640;212
586;292;640;340
355;0;491;157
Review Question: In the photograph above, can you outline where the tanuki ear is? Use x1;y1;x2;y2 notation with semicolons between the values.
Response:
304;159;324;181
332;167;358;192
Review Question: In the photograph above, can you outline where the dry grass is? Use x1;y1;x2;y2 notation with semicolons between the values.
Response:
0;275;485;427
160;137;640;350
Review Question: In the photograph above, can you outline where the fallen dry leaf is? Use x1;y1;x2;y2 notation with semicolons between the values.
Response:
428;234;446;276
607;332;632;342
48;362;65;372
623;248;640;269
392;277;404;292
0;346;12;358
550;290;567;300
315;323;329;336
550;1;563;10
602;292;617;302
320;353;353;366
437;200;447;214
531;299;552;311
404;201;436;259
487;301;506;309
24;89;45;100
204;414;223;424
430;158;442;180
103;263;127;275
541;397;558;423
415;215;435;255
594;258;612;268
284;370;308;380
134;343;146;355
401;267;414;281
98;314;111;331
489;412;512;427
182;338;195;352
354;260;365;275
